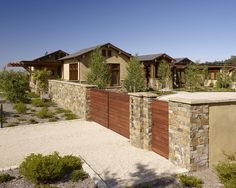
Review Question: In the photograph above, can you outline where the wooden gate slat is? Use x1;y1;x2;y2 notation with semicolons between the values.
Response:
152;100;169;159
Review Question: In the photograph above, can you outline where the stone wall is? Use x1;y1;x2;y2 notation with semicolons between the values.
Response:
129;92;157;150
48;80;95;119
169;102;209;171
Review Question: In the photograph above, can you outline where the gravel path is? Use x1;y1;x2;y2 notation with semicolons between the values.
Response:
0;120;186;187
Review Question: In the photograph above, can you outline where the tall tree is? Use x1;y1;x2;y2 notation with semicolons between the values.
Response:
87;48;110;89
32;69;51;96
124;55;146;92
158;60;172;90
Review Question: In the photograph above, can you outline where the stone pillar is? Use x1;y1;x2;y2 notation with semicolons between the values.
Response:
169;101;209;171
129;92;157;150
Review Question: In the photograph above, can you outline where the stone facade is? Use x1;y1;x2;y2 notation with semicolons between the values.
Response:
169;102;209;171
48;80;96;119
129;92;157;150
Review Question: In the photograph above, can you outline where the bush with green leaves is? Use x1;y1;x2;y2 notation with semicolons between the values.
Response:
87;48;110;89
13;102;27;114
0;173;15;183
124;55;146;92
71;169;88;182
178;174;203;188
19;152;83;184
0;70;29;102
36;107;53;119
215;152;236;188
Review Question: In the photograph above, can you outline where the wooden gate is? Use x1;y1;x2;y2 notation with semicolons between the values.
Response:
108;92;129;138
152;100;169;158
90;89;130;138
90;89;109;127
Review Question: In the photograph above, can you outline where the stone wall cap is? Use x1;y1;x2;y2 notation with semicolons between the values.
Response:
49;80;96;88
128;92;158;98
158;92;236;104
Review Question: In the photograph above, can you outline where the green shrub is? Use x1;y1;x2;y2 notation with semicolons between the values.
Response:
27;92;39;98
32;98;46;107
0;70;29;102
62;155;82;173
7;122;19;127
178;174;203;188
48;117;59;122
215;152;236;188
64;113;77;120
0;173;15;183
36;107;53;119
19;152;83;184
29;118;38;124
71;169;88;182
55;108;71;114
13;102;27;114
18;118;27;121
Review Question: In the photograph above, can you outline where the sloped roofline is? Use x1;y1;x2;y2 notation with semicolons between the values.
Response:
59;43;132;61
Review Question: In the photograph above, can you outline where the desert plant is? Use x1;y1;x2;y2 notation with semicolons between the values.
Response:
0;173;15;183
36;107;53;119
71;169;88;182
124;55;146;92
64;113;77;120
19;152;83;184
18;118;27;121
87;48;110;88
158;60;172;90
35;185;59;188
32;98;46;107
7;122;19;127
0;70;29;102
28;92;40;98
29;118;38;124
178;174;203;188
32;69;51;97
13;102;27;114
48;117;59;122
215;152;236;188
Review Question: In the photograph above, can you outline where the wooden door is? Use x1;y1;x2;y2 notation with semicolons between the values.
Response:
110;64;120;86
69;64;78;80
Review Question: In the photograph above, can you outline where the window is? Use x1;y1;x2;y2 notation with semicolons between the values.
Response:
102;49;106;57
107;50;112;57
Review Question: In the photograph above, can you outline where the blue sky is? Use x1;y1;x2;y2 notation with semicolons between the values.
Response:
0;0;236;68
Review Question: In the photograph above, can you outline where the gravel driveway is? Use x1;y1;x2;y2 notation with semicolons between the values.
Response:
0;119;186;187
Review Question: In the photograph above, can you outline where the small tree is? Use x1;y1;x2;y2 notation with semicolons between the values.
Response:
199;65;208;87
158;60;172;90
124;55;146;92
87;48;110;89
32;69;51;96
185;64;200;91
216;66;232;89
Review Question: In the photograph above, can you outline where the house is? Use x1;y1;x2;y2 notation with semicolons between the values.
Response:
137;53;175;89
172;57;193;88
59;43;132;86
7;50;68;78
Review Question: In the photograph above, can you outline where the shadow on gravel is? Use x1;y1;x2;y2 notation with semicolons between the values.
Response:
101;163;181;188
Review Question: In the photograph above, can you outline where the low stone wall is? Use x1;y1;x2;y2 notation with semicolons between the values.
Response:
48;80;96;119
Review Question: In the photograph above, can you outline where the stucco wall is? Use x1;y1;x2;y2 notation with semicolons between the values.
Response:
209;103;236;166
